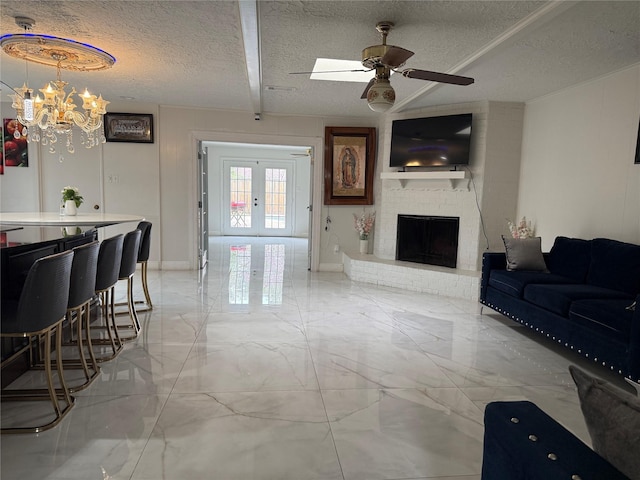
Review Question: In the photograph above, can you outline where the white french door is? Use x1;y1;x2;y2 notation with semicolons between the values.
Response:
222;159;294;236
197;142;209;269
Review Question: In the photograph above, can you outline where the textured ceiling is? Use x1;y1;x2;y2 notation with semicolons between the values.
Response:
1;1;638;119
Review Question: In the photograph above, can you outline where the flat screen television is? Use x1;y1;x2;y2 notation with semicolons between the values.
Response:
389;113;473;168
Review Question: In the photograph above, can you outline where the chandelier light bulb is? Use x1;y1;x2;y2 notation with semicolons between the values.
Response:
22;90;34;121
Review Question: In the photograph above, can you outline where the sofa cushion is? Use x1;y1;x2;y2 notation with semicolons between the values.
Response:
482;400;630;480
502;236;548;272
547;236;592;283
569;298;635;342
489;270;574;299
587;238;640;296
524;283;632;317
569;365;640;480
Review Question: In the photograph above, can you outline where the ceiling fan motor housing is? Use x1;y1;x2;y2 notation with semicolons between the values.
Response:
362;45;394;69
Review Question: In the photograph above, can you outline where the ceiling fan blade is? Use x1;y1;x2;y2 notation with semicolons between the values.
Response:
381;46;414;68
360;78;375;99
289;68;371;75
401;69;474;86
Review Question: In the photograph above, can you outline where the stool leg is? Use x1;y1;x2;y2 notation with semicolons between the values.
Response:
44;329;63;419
64;302;100;392
83;303;100;375
135;261;153;311
129;276;141;333
74;306;92;381
93;288;123;362
142;261;152;308
54;322;74;410
113;276;140;341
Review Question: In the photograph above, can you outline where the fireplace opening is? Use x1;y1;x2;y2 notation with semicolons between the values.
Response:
396;215;459;268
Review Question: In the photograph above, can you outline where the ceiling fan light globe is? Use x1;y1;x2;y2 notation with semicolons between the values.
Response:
367;80;395;112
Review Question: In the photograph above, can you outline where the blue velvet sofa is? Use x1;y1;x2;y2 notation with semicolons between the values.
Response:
480;236;640;382
481;401;629;479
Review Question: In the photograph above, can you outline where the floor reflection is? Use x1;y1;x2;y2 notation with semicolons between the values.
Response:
263;243;285;305
227;242;286;305
229;244;251;304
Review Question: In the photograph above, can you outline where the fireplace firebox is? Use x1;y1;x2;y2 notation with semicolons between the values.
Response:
396;215;459;268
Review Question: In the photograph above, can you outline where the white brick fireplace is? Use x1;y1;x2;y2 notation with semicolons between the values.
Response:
344;101;525;301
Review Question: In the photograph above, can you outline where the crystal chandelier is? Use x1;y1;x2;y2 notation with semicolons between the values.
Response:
0;17;115;154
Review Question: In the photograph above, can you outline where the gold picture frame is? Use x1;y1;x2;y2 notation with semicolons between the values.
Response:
324;126;376;205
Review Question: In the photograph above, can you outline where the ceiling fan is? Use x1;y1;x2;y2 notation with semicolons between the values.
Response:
292;21;474;112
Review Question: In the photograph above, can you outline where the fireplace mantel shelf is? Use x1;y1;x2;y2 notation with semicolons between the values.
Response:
380;170;468;189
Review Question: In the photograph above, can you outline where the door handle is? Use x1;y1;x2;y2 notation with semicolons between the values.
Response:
93;204;100;210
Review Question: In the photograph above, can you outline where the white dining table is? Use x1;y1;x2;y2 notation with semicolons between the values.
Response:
0;212;144;227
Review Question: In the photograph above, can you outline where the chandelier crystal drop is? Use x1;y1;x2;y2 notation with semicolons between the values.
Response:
1;21;115;154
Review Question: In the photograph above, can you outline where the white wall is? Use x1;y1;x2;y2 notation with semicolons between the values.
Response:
519;64;640;250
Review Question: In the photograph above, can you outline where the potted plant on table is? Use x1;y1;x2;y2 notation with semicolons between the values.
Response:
61;186;83;216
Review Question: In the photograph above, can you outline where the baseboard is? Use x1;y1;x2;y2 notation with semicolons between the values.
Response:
319;263;344;272
160;261;191;270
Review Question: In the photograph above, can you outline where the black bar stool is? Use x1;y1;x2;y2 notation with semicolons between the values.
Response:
113;229;142;341
92;234;124;362
135;221;153;311
116;221;153;312
63;241;100;392
0;250;75;434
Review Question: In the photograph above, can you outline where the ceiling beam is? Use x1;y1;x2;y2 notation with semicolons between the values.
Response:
238;0;263;117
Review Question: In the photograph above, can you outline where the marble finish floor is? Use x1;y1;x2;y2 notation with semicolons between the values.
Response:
1;237;629;480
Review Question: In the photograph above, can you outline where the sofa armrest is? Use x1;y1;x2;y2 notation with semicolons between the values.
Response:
480;252;506;301
481;401;629;480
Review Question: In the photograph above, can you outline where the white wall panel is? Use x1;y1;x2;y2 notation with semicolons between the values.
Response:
519;65;640;250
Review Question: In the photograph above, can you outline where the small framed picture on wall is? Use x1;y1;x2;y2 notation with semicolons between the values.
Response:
104;113;154;143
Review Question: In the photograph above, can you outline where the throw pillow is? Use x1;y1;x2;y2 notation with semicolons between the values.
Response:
502;236;548;272
569;365;640;480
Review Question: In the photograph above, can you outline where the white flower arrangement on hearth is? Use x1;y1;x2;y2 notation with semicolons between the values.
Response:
353;211;376;240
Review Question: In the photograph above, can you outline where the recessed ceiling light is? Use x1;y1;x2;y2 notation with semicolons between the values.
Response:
310;58;375;83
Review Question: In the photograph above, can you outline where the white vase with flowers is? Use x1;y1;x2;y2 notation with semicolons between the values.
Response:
353;211;376;254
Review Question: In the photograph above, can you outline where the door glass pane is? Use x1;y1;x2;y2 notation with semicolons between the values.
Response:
264;168;286;229
230;167;252;228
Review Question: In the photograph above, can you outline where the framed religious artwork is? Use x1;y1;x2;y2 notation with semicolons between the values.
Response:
324;126;376;205
104;113;154;143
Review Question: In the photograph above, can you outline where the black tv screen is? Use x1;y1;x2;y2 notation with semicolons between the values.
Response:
390;113;473;168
